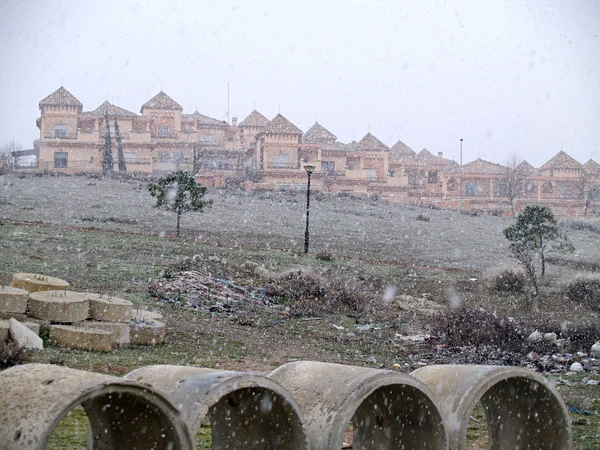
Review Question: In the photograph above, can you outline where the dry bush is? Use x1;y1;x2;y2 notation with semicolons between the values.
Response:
561;218;600;235
315;249;334;261
564;325;600;353
491;267;527;294
416;214;430;222
0;341;29;369
565;275;600;311
430;307;525;351
264;268;374;316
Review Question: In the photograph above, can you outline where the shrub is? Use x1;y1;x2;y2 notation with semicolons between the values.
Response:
264;268;374;316
431;307;525;350
315;250;334;261
0;341;29;369
416;214;430;222
565;276;600;310
493;268;526;294
561;219;600;235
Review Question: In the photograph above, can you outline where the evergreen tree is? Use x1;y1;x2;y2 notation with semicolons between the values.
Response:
148;171;212;236
102;111;114;174
114;113;127;172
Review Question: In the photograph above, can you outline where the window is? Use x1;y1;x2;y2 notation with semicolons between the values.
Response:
322;161;335;175
53;152;68;168
124;152;137;164
465;183;477;196
157;126;169;138
542;181;553;194
366;168;377;180
447;178;456;191
109;125;116;137
158;152;170;163
524;181;535;194
85;127;92;134
53;124;67;138
427;171;438;184
274;153;289;168
173;152;185;164
201;134;216;144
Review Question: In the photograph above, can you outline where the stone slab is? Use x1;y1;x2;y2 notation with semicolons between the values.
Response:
12;273;69;293
28;290;89;323
9;318;43;350
132;308;163;321
130;319;165;345
84;320;130;346
49;325;113;352
0;286;29;313
84;293;133;322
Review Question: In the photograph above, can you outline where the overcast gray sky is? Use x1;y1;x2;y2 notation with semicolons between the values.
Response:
1;0;599;167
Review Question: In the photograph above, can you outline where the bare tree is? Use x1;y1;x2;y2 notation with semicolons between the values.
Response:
578;168;600;215
500;154;528;217
0;140;22;168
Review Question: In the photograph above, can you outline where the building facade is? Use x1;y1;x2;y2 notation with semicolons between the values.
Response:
32;87;600;216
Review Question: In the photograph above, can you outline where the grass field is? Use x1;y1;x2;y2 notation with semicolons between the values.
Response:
1;173;600;448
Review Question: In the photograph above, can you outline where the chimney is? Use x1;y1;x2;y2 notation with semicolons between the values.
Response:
438;152;443;157
232;117;238;127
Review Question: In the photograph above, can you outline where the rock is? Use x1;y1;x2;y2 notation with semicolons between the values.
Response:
591;342;600;358
543;332;557;342
8;318;43;350
208;256;221;262
586;379;599;386
527;331;543;342
527;351;539;361
570;362;584;373
243;261;259;271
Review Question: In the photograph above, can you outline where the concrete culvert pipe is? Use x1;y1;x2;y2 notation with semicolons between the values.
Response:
0;363;192;450
125;365;310;450
411;365;573;450
268;361;448;450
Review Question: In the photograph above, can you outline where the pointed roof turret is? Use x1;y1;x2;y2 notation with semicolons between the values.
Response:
463;158;506;174
265;114;302;135
390;140;416;159
303;122;337;143
182;111;226;126
239;110;270;128
140;91;183;112
516;160;536;174
539;151;582;171
39;86;83;111
356;132;388;152
583;159;600;171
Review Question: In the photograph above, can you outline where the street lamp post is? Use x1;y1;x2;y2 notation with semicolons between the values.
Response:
303;165;316;254
459;138;464;211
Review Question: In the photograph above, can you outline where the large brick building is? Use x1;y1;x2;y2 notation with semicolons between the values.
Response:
32;86;600;216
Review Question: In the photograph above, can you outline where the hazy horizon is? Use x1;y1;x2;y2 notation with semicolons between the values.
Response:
1;0;599;167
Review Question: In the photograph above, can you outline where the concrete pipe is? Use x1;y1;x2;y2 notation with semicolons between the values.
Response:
268;361;448;450
411;365;572;450
125;365;310;450
11;273;69;293
0;363;192;450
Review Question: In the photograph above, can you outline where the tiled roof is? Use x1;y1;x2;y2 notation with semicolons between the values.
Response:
583;159;600;171
140;91;183;111
265;114;303;135
516;160;536;174
239;110;270;128
539;151;582;171
182;111;227;126
81;101;138;118
39;86;82;110
356;133;388;152
390;140;416;159
303;122;337;143
416;148;435;159
463;158;506;174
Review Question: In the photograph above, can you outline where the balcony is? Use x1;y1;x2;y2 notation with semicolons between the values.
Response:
43;132;78;140
266;163;299;170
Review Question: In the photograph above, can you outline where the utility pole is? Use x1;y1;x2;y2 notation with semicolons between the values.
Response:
459;138;464;211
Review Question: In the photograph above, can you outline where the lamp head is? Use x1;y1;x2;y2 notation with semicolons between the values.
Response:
304;165;316;175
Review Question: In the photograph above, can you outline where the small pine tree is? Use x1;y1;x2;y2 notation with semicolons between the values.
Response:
102;111;114;174
503;204;573;307
148;171;212;236
114;114;127;172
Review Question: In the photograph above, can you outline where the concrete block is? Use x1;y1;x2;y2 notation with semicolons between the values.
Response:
125;365;310;449
0;364;193;450
84;320;130;346
8;318;43;350
11;273;69;293
132;308;163;320
49;325;113;352
0;320;8;342
84;293;133;322
28;290;89;323
129;319;165;345
411;365;572;450
269;361;447;449
0;286;29;312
